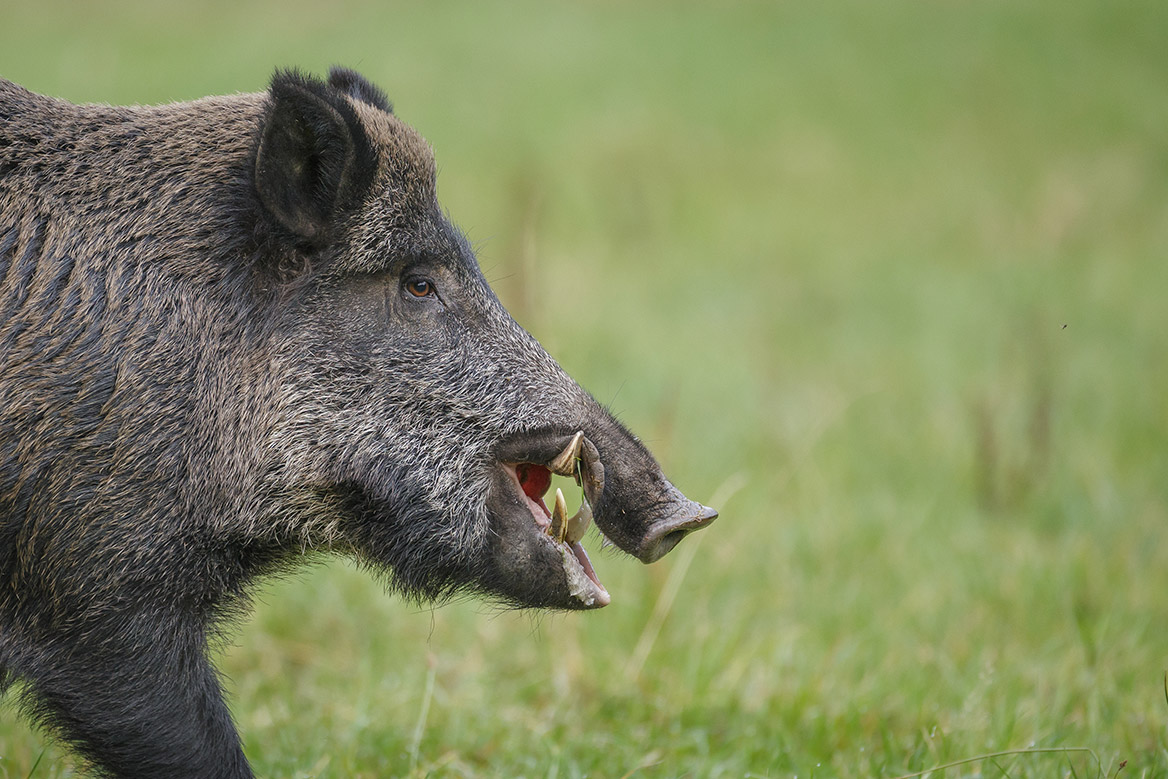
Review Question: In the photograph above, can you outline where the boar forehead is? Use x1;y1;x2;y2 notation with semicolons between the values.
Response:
332;99;452;277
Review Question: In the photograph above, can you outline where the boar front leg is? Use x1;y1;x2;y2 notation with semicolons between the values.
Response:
17;625;252;779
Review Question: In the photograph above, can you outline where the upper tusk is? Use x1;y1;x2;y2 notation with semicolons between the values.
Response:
549;431;584;476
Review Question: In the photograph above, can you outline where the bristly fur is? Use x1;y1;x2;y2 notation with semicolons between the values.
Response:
0;68;706;778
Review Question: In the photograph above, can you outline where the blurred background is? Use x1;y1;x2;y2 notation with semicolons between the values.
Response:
2;1;1166;776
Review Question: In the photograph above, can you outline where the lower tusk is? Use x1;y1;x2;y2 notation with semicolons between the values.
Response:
550;487;569;543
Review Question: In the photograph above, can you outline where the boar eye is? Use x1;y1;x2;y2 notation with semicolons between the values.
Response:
404;278;435;298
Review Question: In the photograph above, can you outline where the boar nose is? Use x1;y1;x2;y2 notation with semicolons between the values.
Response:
638;484;719;564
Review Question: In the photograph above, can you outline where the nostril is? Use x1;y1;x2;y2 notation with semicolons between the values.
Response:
655;527;692;558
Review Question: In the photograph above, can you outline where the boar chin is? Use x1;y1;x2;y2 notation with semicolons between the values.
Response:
481;429;717;610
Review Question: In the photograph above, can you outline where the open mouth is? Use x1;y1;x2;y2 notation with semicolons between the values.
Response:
502;431;611;608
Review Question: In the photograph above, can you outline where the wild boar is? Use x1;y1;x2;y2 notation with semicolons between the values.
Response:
0;67;716;777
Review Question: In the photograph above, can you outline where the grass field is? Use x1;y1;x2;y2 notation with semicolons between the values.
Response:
2;1;1167;776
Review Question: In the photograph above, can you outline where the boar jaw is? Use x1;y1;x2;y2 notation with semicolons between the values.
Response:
482;458;608;611
502;461;609;608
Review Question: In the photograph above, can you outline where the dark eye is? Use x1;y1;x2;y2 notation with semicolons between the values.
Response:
405;278;435;298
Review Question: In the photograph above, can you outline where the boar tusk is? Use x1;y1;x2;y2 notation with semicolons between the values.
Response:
550;487;569;543
549;431;584;476
565;497;592;545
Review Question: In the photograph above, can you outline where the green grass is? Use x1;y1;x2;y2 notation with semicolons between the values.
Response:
2;1;1167;776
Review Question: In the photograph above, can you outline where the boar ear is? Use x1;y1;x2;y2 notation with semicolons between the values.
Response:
255;69;379;243
327;66;393;113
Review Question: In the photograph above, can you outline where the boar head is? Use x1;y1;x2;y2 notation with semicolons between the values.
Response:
254;68;717;610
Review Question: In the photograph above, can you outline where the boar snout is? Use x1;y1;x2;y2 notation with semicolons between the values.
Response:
577;421;718;567
636;482;719;563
